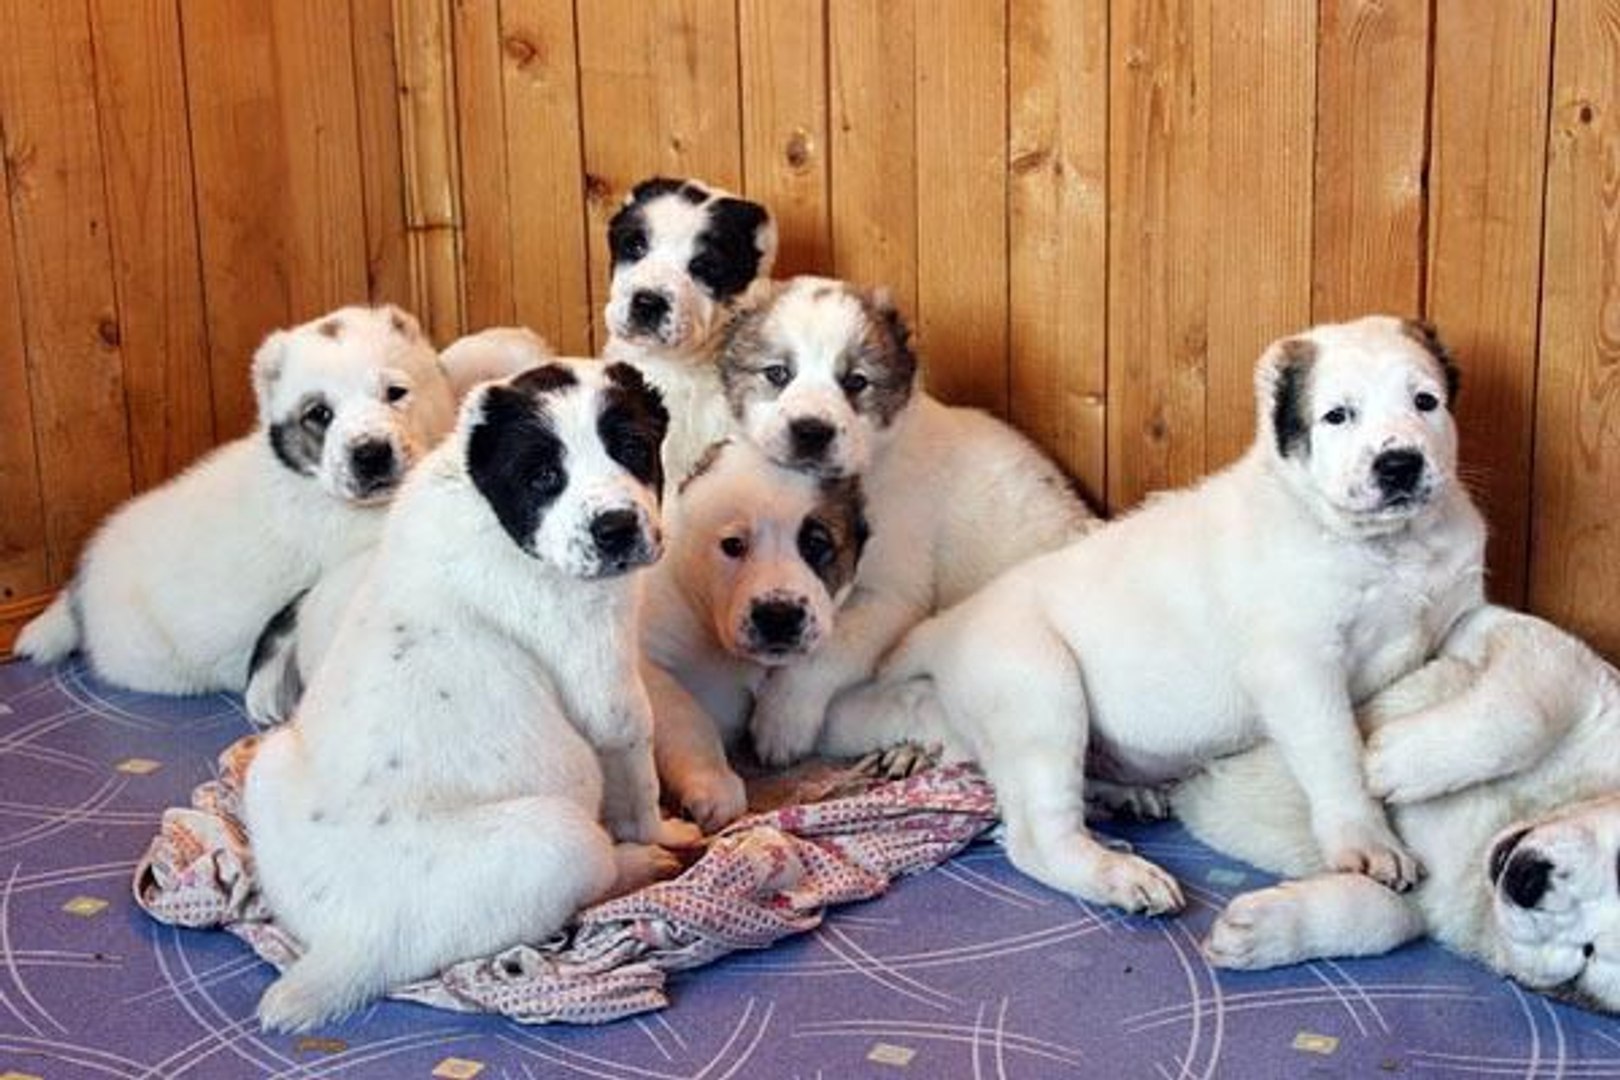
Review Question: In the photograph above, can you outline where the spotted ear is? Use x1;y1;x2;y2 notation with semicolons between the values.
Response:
251;329;291;419
1401;318;1461;406
1263;337;1317;459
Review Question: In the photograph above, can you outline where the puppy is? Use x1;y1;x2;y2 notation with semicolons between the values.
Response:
643;439;869;831
1183;605;1620;1013
826;316;1485;915
243;324;554;725
718;276;1099;765
16;305;456;695
604;177;777;482
243;361;699;1032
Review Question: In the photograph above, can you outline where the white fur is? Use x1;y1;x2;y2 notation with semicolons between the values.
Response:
1182;605;1620;1013
826;316;1484;914
644;439;865;831
730;277;1100;765
16;305;456;695
243;363;696;1032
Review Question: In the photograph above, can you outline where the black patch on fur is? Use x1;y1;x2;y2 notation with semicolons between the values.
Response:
467;383;569;555
374;810;392;826
599;362;670;494
607;202;650;267
630;176;688;203
1400;318;1461;405
806;475;870;597
248;590;306;683
512;363;578;395
690;197;770;302
268;392;333;476
1271;338;1317;459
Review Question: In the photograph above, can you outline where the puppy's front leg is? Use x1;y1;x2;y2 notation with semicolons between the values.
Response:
1203;873;1424;969
1248;656;1422;890
750;590;928;767
646;661;748;833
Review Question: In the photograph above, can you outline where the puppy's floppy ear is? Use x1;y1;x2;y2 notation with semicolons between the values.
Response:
603;361;670;445
715;195;777;280
1401;318;1461;405
628;176;687;205
1260;336;1317;459
865;285;918;381
252;329;291;418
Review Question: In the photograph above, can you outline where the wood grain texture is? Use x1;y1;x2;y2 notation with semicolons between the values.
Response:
1008;0;1108;505
0;0;134;584
1204;0;1314;471
501;0;592;355
1427;0;1553;607
182;0;371;433
0;593;52;659
577;0;742;347
1106;0;1212;511
452;0;515;332
1312;0;1429;321
1531;0;1620;658
88;0;216;493
915;0;1008;414
0;130;48;602
828;0;917;313
740;0;830;280
351;0;413;308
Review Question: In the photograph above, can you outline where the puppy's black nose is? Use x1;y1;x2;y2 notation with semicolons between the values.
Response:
789;418;836;459
590;509;642;559
350;440;396;482
629;290;670;331
750;601;806;647
1501;850;1554;909
1373;448;1425;495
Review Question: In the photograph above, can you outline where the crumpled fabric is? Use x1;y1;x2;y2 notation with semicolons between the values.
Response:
132;735;998;1024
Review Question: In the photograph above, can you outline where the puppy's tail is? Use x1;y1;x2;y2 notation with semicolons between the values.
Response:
14;589;79;664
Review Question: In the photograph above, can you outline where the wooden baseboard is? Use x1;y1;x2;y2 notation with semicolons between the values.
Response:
1;594;52;660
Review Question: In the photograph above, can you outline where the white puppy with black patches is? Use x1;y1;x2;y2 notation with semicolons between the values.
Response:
718;275;1099;766
826;317;1484;915
643;439;869;831
603;177;777;483
16;305;456;695
244;361;700;1033
243;324;555;725
1182;605;1620;1014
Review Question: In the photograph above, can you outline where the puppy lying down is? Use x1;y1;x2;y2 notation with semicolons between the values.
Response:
1179;605;1620;1013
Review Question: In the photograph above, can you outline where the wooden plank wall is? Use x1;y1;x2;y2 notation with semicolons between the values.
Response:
1;0;1617;660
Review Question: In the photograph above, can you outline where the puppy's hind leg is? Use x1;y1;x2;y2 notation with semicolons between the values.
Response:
1203;873;1423;970
258;941;379;1034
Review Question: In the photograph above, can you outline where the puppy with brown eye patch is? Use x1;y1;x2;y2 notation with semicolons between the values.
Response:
640;439;869;832
716;274;1101;768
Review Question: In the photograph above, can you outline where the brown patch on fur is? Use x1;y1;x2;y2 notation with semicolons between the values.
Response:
810;475;870;598
852;292;917;426
678;438;732;494
317;318;343;339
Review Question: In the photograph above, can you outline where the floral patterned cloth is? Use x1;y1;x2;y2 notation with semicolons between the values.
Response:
133;735;998;1024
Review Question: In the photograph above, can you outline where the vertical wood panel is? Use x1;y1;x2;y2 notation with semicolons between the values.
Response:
501;0;592;354
1427;0;1553;607
1531;0;1620;658
89;0;216;493
1008;0;1108;504
183;0;371;433
0;136;48;601
915;0;1008;413
351;0;413;307
828;0;917;313
740;0;830;279
1107;0;1211;511
1204;0;1314;470
0;0;134;584
1312;0;1429;320
452;0;515;332
577;0;742;349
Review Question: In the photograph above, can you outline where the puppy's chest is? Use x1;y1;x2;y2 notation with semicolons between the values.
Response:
1339;543;1463;700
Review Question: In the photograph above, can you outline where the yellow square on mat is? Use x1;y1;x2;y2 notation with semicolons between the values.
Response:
867;1042;917;1067
431;1058;485;1080
295;1037;348;1054
1293;1032;1340;1055
115;757;163;775
1;1070;45;1080
62;896;108;916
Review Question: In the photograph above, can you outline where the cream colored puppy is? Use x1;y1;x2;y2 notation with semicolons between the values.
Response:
828;317;1484;915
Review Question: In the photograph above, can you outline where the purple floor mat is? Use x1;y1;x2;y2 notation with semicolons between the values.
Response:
1;656;1616;1079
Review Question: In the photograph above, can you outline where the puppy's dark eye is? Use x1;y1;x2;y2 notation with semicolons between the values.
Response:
1414;391;1440;413
530;466;564;495
1322;406;1350;426
720;535;748;559
302;403;333;430
622;232;648;261
689;253;717;282
840;371;870;395
763;364;792;389
799;522;835;570
385;385;410;404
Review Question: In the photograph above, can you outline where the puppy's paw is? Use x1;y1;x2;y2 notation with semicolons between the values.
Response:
750;681;829;768
1085;779;1172;822
610;842;685;895
1089;850;1185;916
1365;718;1458;804
856;742;940;780
1203;887;1307;970
1320;818;1424;892
682;769;749;834
256;967;347;1034
648;816;705;850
